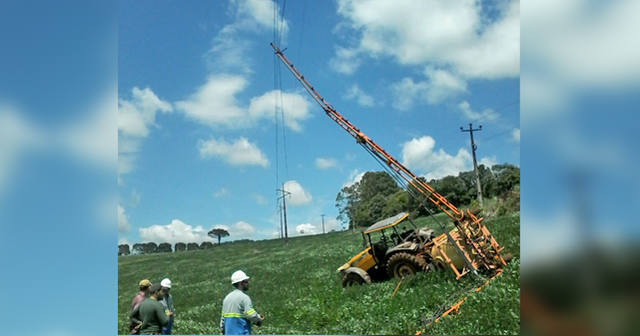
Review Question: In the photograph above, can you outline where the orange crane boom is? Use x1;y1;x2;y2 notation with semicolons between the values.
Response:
271;43;505;278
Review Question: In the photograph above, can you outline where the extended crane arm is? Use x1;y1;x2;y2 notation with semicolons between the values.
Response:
271;43;505;277
270;43;462;221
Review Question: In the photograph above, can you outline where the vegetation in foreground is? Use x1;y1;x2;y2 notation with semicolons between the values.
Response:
118;212;519;335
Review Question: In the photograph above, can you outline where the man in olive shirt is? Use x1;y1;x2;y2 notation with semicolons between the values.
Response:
130;283;169;334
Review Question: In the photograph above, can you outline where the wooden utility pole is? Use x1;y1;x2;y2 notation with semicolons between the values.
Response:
321;214;325;234
278;203;284;239
276;185;291;242
460;123;484;208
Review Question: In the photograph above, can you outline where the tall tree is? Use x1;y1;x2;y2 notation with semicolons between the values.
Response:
336;183;360;230
132;243;144;255
200;242;214;249
157;243;172;253
336;171;401;229
208;228;230;245
174;242;186;252
143;242;158;254
118;244;130;256
186;242;200;251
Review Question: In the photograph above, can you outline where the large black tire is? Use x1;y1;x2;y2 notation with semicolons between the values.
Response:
341;271;369;287
386;252;428;279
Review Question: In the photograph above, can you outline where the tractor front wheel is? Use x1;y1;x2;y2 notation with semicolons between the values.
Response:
387;252;427;279
341;272;368;287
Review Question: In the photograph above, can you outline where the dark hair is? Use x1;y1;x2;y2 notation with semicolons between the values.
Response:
150;283;162;294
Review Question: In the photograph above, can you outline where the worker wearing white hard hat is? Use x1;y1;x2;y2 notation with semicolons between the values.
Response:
220;270;264;335
159;278;175;335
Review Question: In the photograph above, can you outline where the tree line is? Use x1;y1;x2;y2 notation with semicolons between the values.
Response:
336;163;520;230
119;227;239;256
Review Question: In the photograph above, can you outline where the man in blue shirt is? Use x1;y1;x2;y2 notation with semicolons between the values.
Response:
160;278;175;335
220;270;264;335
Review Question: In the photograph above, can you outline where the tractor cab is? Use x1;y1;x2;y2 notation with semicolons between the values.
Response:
338;212;436;287
362;212;413;263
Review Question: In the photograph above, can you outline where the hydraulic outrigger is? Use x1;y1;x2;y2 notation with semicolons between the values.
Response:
271;43;506;280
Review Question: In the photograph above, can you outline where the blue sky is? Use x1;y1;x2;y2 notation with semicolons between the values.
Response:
2;1;640;335
117;0;520;246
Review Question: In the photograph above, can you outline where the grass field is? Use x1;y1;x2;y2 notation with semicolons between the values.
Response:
118;212;520;335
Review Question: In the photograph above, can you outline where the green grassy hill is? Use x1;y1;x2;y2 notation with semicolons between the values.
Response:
118;212;520;335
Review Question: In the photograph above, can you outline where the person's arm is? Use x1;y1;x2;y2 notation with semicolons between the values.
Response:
156;302;170;326
243;296;262;324
130;295;142;312
220;310;225;334
129;303;142;325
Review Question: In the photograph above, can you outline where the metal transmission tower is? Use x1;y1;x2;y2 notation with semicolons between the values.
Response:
321;214;325;234
460;123;483;208
276;185;291;242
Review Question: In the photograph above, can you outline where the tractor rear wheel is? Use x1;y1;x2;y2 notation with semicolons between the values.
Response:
387;252;428;279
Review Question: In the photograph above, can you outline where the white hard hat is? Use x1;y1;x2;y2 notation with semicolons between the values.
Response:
231;270;250;284
160;278;172;288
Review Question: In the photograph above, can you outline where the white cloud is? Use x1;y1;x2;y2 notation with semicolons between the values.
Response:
208;30;253;74
175;75;248;128
391;78;429;111
198;137;268;167
324;217;342;232
296;217;342;236
118;87;172;182
342;169;365;188
118;237;130;246
391;68;467;110
118;87;172;138
521;1;640;123
251;193;267;205
523;0;640;88
315;157;338;170
458;101;499;122
333;0;519;79
117;204;130;233
231;221;256;236
521;211;579;269
60;90;117;168
401;136;472;180
512;128;520;142
296;223;317;235
213;188;229;198
234;0;288;32
283;180;312;206
248;90;312;132
139;219;210;245
423;67;468;103
0;105;43;196
329;46;362;75
344;84;374;107
207;0;288;73
176;76;311;132
479;156;497;168
211;221;256;238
